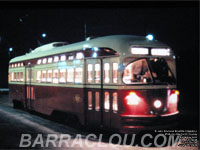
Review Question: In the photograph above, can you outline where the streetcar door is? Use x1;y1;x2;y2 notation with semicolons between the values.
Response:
85;59;102;127
25;65;35;110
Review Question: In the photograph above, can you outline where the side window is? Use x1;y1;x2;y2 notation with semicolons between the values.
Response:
26;71;29;81
59;69;66;83
113;63;118;83
76;52;84;59
60;55;66;61
14;72;17;81
54;56;59;62
75;68;83;83
104;63;110;83
11;72;14;81
53;69;59;83
8;73;11;82
20;72;23;81
42;58;47;64
31;69;33;81
104;91;110;112
37;59;41;65
42;70;47;82
36;71;41;83
113;92;118;113
67;68;74;82
47;70;52;82
123;59;152;84
16;72;19;81
48;57;53;63
95;92;100;111
95;64;100;83
68;55;74;60
87;64;93;83
88;91;92;110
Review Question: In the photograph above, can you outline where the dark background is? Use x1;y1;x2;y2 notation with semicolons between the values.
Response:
0;2;198;129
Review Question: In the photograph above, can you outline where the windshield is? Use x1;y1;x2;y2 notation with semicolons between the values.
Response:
122;58;176;84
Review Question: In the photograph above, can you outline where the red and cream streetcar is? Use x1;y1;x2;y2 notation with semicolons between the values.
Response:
8;35;179;132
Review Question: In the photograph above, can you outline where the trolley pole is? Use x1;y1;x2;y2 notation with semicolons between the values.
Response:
84;23;87;40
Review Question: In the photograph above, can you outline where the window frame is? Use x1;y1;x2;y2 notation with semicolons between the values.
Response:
87;64;93;83
122;58;153;85
104;63;110;84
112;62;118;84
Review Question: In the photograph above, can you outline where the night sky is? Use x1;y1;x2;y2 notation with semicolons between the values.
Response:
0;2;199;123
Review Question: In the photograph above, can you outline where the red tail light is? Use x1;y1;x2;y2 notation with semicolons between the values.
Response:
125;92;141;105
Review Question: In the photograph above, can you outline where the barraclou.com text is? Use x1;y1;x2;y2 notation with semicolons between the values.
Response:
19;133;181;148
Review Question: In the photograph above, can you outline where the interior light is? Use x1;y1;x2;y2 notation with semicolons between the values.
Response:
76;53;84;59
146;34;154;41
47;58;52;63
125;92;140;105
153;100;162;108
92;52;97;58
131;47;149;55
60;55;66;61
151;48;170;56
54;56;59;62
92;47;99;51
37;59;41;64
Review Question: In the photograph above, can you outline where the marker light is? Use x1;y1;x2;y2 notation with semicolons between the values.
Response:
151;48;170;56
9;47;13;52
83;44;91;50
153;100;162;108
168;90;179;104
131;47;148;55
42;33;46;38
146;34;154;41
125;92;140;105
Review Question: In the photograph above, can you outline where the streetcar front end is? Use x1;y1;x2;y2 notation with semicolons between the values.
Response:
119;47;179;133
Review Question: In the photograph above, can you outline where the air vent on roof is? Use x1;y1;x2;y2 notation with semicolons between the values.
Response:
86;36;99;41
53;42;68;47
33;42;68;52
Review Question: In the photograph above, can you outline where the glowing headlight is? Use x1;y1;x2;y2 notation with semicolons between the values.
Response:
153;100;162;108
125;92;141;105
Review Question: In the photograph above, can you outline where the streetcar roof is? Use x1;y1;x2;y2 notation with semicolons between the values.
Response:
10;35;170;63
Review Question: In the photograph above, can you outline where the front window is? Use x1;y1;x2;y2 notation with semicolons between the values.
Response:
123;58;175;84
123;59;152;84
148;58;175;84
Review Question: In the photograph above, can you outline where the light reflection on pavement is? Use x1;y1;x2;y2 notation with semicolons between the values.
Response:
0;95;198;150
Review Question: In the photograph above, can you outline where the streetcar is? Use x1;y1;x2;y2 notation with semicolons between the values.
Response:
8;35;179;133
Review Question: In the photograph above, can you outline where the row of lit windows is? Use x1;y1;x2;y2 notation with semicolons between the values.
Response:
10;63;119;84
87;63;118;84
36;68;83;83
9;72;24;82
9;63;24;68
88;91;118;113
37;52;84;65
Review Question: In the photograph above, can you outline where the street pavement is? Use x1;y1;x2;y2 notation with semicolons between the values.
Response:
0;94;198;150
